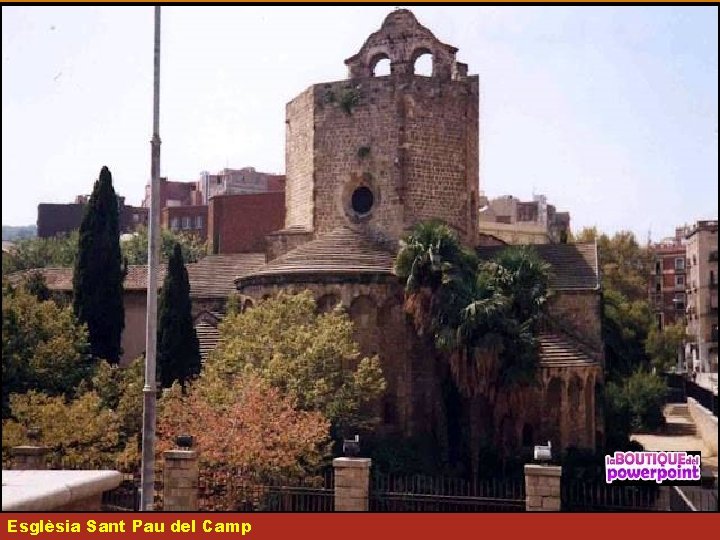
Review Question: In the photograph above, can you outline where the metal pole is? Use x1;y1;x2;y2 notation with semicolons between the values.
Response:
140;4;161;512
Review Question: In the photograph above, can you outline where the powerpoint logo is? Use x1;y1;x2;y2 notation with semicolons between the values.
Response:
605;451;701;484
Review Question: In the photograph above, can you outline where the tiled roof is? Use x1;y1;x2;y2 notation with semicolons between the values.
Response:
188;254;265;298
237;226;396;287
476;243;599;291
194;311;224;362
8;254;266;299
538;333;597;367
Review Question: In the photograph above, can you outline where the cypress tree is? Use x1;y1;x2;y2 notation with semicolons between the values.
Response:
72;166;125;364
157;243;201;387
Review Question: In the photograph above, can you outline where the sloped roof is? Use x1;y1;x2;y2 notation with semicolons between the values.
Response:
237;226;395;287
538;332;598;367
476;243;599;291
188;254;265;298
194;311;224;362
8;254;266;300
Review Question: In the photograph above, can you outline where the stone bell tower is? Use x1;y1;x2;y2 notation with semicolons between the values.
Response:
284;9;479;245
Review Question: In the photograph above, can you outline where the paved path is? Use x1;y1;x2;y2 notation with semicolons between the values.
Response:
631;403;718;479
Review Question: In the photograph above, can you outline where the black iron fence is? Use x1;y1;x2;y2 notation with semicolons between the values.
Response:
99;470;163;511
370;472;525;512
562;480;659;511
101;477;140;511
198;468;334;512
669;485;719;512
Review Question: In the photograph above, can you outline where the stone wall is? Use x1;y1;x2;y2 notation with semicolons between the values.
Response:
687;397;718;456
239;280;442;438
284;75;478;246
284;10;479;246
550;291;603;356
285;87;315;230
524;464;561;511
265;228;314;261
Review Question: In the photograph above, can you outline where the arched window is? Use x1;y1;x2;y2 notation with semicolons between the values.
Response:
412;50;433;77
369;52;391;77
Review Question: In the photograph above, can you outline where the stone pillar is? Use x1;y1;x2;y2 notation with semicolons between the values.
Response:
11;445;48;470
333;457;371;511
524;464;562;511
163;450;199;511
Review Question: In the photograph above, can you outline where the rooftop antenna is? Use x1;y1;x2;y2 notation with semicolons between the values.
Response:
140;5;161;512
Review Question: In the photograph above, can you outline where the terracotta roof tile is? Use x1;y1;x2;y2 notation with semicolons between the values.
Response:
476;243;599;291
8;253;266;300
238;226;395;287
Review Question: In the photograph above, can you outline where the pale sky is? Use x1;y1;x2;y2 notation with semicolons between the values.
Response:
2;6;718;241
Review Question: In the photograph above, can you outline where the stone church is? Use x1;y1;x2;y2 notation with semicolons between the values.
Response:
237;10;604;457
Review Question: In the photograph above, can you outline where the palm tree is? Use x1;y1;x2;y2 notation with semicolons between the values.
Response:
395;221;477;342
396;224;552;472
397;224;550;397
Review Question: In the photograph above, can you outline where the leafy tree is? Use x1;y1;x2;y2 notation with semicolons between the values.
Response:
157;244;201;388
604;370;667;448
157;373;331;509
85;357;145;458
2;224;206;277
2;281;93;418
73;166;125;364
23;271;51;302
2;390;122;469
645;321;686;373
2;232;78;275
575;227;653;377
208;291;386;438
121;225;207;265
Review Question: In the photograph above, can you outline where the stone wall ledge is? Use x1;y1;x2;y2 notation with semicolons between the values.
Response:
2;470;122;511
524;464;562;477
333;457;372;469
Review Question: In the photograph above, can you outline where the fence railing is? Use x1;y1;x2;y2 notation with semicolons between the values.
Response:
370;472;525;512
99;471;163;511
670;485;719;512
198;468;334;512
562;480;659;511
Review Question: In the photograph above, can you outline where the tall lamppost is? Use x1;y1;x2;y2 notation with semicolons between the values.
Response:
140;4;161;512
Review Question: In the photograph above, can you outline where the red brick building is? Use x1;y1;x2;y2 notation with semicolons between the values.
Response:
162;205;208;240
648;227;688;330
142;178;203;209
208;192;285;254
37;195;147;238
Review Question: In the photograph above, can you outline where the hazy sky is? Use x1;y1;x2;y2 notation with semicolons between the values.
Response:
2;6;718;241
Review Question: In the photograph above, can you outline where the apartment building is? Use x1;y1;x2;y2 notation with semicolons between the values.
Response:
685;220;718;373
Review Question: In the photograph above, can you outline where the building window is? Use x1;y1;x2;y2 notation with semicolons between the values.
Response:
711;270;716;286
675;257;685;271
676;275;685;287
351;186;374;215
656;313;663;331
182;216;191;230
674;292;685;311
195;216;204;229
656;283;661;293
171;217;179;231
655;262;661;275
